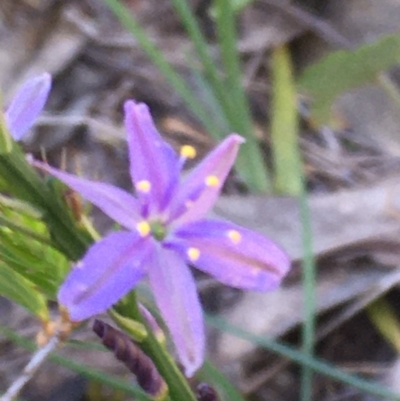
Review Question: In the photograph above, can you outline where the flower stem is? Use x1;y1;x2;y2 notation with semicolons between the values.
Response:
121;293;198;401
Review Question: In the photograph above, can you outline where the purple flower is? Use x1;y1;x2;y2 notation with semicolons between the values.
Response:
4;73;51;141
33;100;290;376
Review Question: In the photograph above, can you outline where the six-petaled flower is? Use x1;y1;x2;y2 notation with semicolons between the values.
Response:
32;100;291;377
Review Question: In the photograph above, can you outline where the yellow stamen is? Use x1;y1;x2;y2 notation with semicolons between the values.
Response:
227;230;241;244
136;221;151;237
205;175;219;187
180;145;196;159
136;180;151;193
187;247;200;262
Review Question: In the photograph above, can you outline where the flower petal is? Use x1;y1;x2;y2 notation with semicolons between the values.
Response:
58;232;152;321
5;73;51;140
32;160;142;231
169;134;244;226
168;219;291;291
124;101;180;215
148;245;204;377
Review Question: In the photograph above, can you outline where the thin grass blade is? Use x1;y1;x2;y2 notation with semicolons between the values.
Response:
206;315;400;400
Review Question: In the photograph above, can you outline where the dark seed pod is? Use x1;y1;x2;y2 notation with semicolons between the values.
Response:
93;319;167;399
196;383;220;401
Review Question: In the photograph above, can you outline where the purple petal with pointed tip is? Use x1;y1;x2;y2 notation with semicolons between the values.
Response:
124;101;180;214
59;231;152;321
169;134;244;226
32;160;142;231
148;245;204;377
5;73;51;140
168;219;290;291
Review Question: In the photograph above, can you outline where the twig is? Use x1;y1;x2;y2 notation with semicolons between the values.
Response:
0;335;60;401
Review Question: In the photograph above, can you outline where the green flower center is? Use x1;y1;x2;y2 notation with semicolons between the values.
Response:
149;220;167;241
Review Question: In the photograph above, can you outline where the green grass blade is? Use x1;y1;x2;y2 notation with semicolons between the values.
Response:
0;105;12;154
0;214;53;246
270;45;302;194
0;263;48;320
206;315;400;400
187;58;231;138
270;44;316;398
170;0;234;125
101;0;223;141
299;187;317;401
214;0;271;192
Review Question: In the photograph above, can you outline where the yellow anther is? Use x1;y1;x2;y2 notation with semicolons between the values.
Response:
187;247;200;262
136;221;151;237
227;230;242;244
205;175;220;187
180;145;197;159
136;180;151;193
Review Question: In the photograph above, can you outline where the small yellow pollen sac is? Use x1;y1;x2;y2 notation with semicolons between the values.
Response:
227;230;242;244
180;145;197;159
136;180;151;193
205;175;220;187
136;221;151;237
187;247;200;262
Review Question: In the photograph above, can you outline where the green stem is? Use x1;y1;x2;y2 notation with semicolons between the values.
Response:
270;44;315;399
299;187;316;401
125;295;198;401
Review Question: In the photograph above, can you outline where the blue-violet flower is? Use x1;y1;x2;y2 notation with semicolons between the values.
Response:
4;73;51;140
33;100;290;376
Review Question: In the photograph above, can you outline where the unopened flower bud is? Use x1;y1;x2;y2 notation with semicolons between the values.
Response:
93;320;167;399
139;303;165;343
196;383;220;401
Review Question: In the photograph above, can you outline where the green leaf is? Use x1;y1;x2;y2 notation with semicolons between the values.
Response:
0;112;12;154
367;297;400;352
0;261;48;319
270;45;301;195
0;199;69;298
0;143;92;260
297;33;400;127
